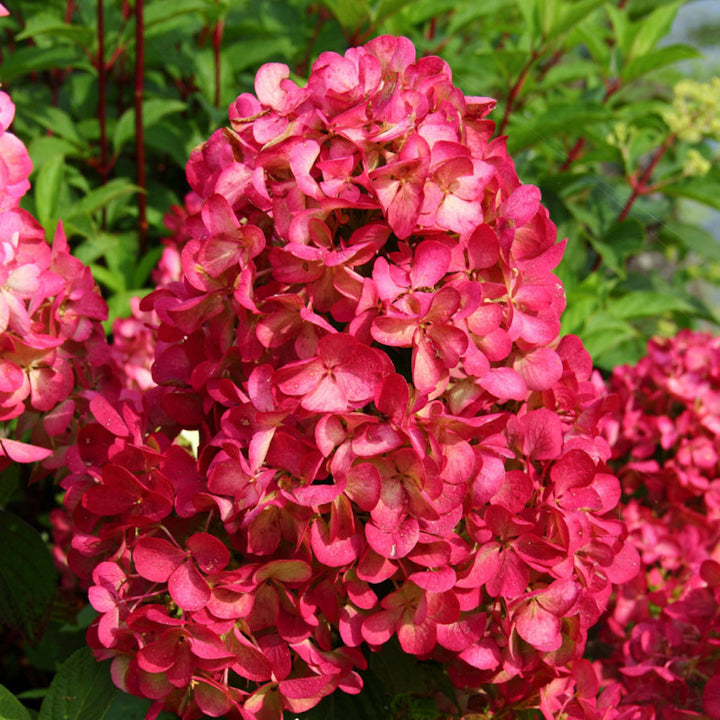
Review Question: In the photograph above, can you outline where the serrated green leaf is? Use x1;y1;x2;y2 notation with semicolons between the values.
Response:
112;98;187;153
38;648;116;720
622;43;701;82
321;0;370;31
608;291;695;320
0;511;57;644
34;155;65;231
661;222;720;263
68;179;141;218
0;684;32;720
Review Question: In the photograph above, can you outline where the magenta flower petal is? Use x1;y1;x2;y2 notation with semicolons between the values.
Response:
168;559;211;611
133;536;186;583
187;532;230;574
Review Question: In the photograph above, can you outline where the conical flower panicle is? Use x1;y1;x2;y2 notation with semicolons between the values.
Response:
59;36;638;719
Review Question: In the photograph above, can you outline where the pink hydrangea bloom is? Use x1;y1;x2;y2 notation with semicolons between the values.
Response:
55;36;636;720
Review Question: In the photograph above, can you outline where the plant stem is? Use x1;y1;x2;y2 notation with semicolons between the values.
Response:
212;17;224;108
135;0;148;254
617;133;675;223
498;51;539;136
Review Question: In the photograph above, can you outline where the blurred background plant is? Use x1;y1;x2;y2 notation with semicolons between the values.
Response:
0;0;718;718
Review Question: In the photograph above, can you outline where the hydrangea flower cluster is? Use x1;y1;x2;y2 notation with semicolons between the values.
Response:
53;36;641;719
0;91;112;474
599;330;720;719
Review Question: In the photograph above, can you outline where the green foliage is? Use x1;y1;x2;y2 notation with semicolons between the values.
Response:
0;510;57;645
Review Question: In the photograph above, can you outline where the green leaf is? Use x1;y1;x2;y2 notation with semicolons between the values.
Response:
0;510;57;644
663;179;720;211
38;648;116;720
580;312;637;362
68;179;141;219
0;463;20;508
112;98;187;153
321;0;370;31
31;107;83;146
28;137;84;167
223;37;295;73
15;14;95;47
660;222;720;263
622;43;701;82
607;291;695;320
372;0;417;26
546;0;605;42
0;46;90;83
591;219;645;277
102;692;176;720
506;104;610;151
34;155;65;231
628;0;683;59
89;264;126;294
0;684;32;720
144;0;209;33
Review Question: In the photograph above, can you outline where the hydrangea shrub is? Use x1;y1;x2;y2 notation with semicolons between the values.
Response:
5;24;720;720
42;36;646;720
600;331;720;719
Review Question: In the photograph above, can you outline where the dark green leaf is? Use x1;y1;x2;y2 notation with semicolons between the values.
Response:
102;692;176;720
0;511;57;644
112;99;187;153
0;684;32;720
590;220;645;277
38;648;116;720
15;15;95;47
507;104;610;151
0;46;90;82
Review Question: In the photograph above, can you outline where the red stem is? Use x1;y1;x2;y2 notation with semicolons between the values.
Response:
212;18;224;108
498;52;538;136
617;133;675;223
97;0;109;195
560;79;621;171
135;0;147;254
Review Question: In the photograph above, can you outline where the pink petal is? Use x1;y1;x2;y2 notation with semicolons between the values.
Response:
169;559;211;611
0;437;52;463
89;395;129;437
409;240;451;289
187;532;230;574
133;536;187;583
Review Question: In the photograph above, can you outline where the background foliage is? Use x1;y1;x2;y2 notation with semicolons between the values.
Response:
0;0;718;718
